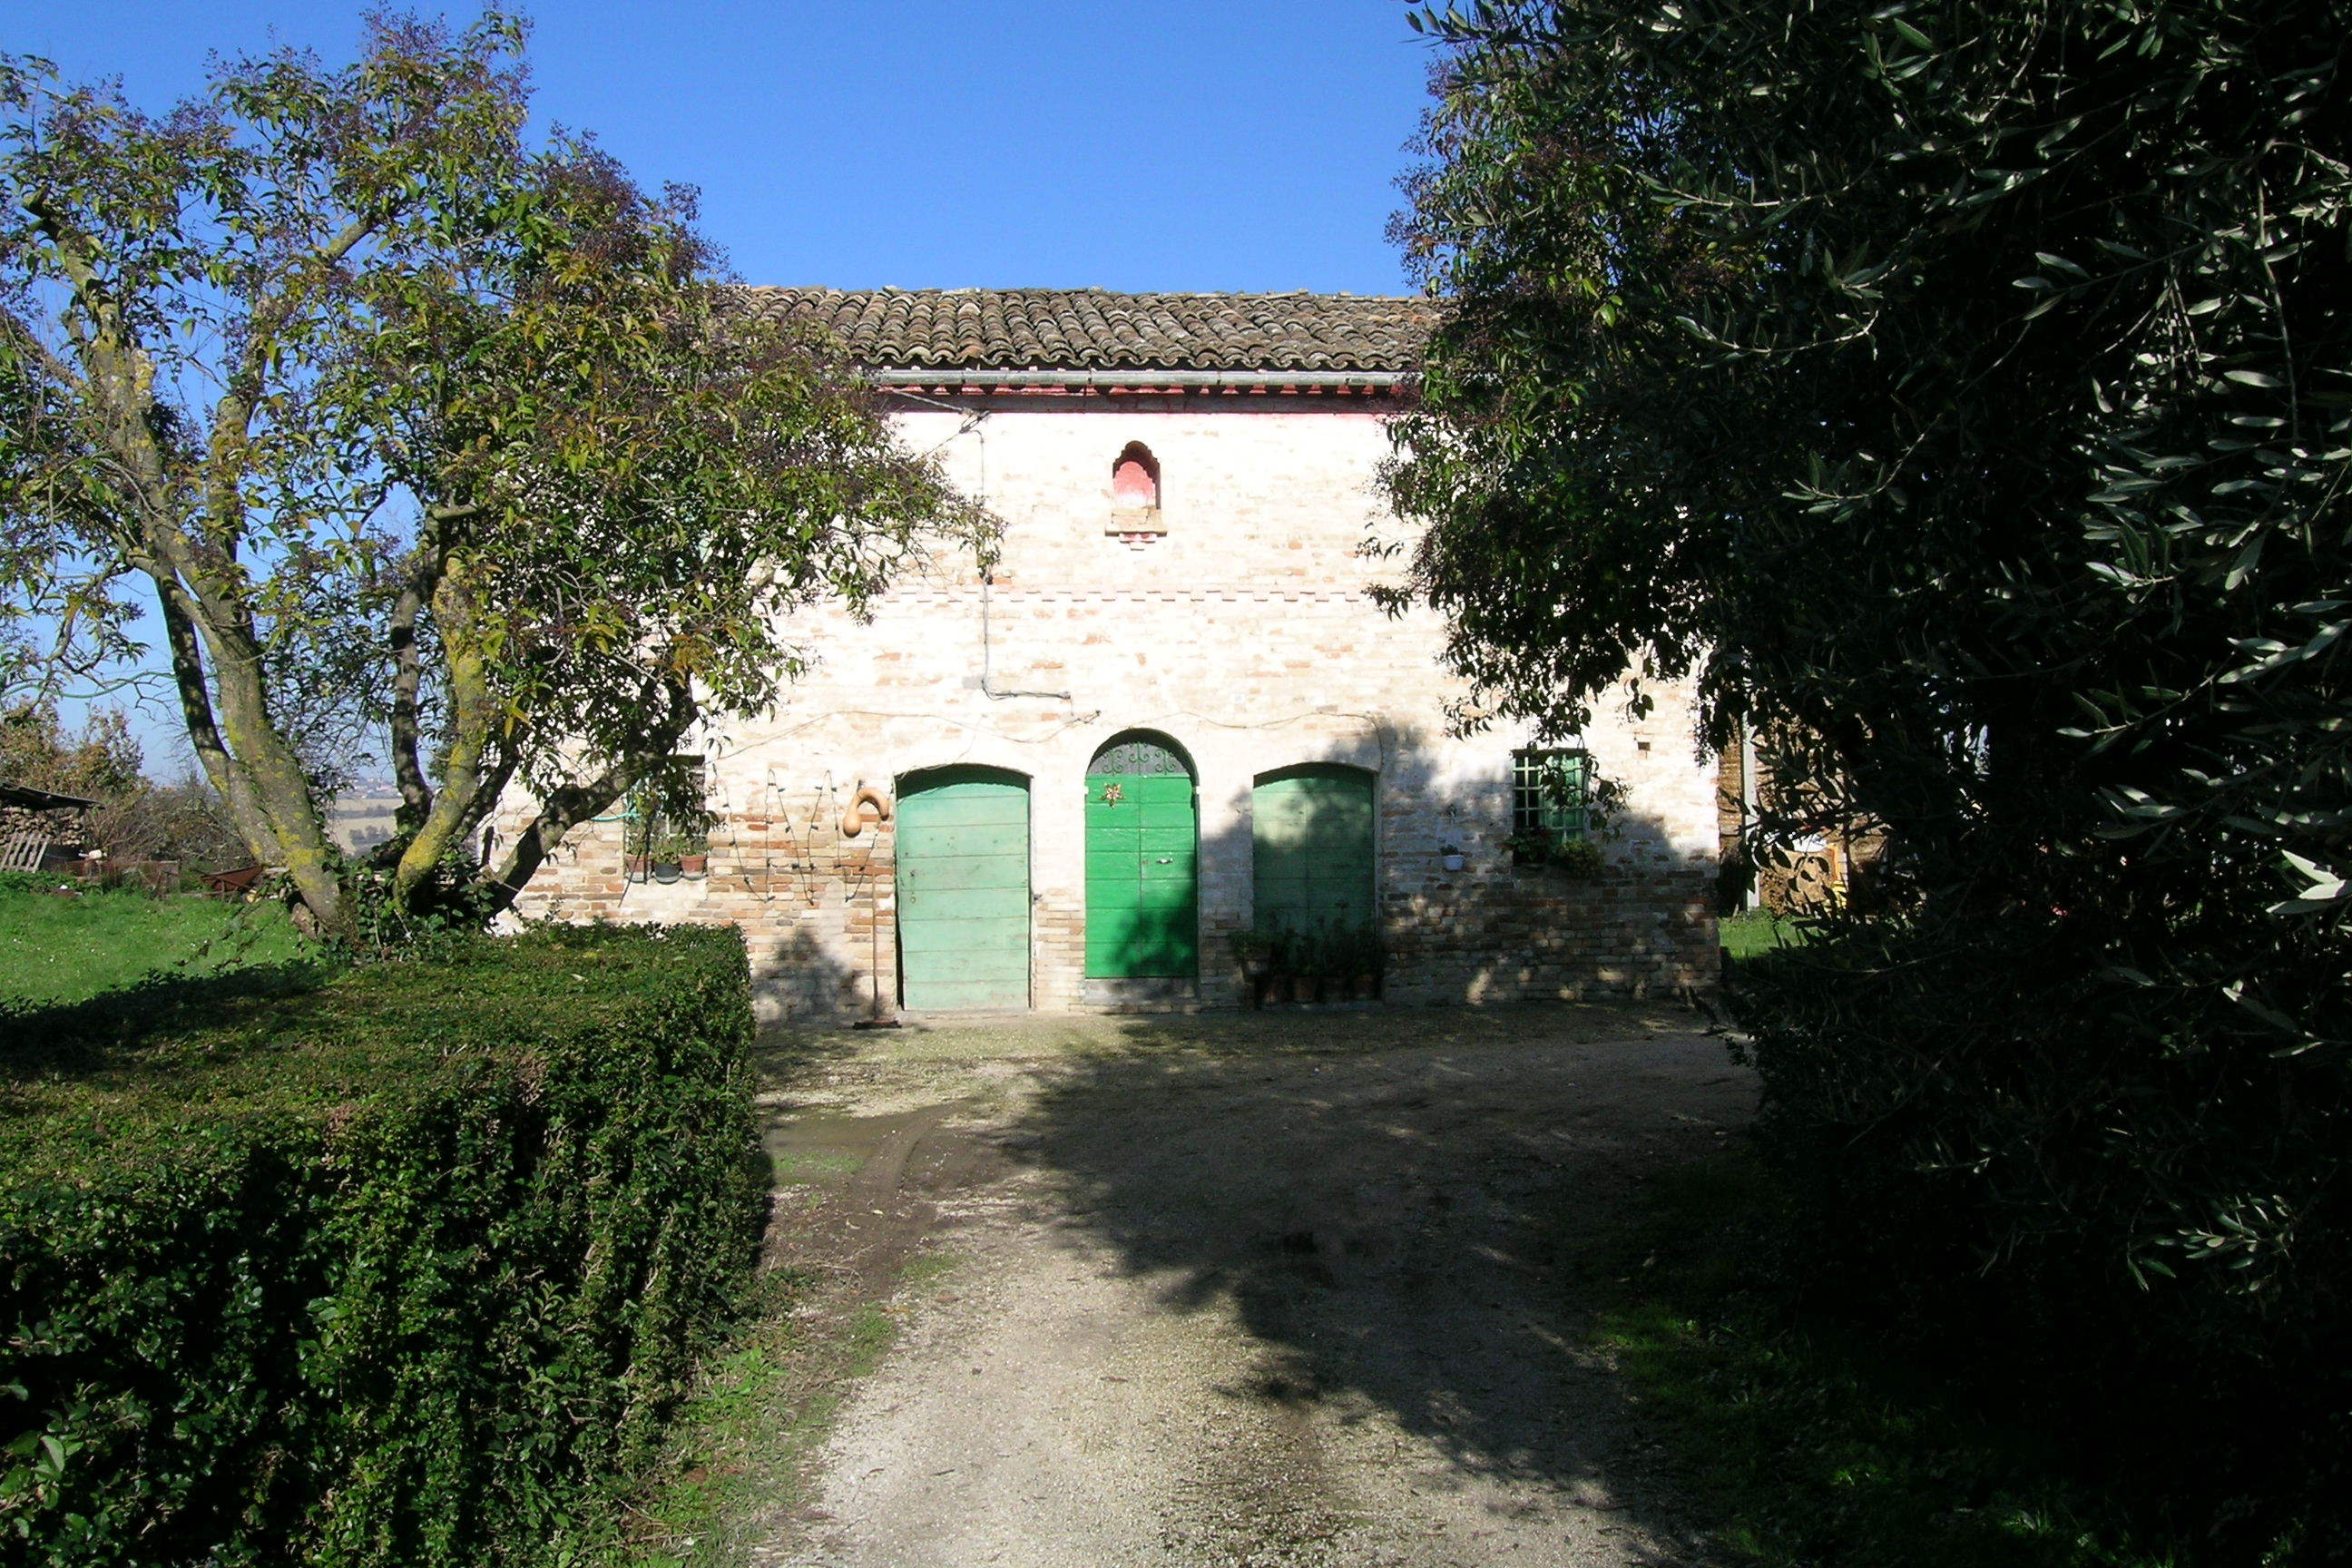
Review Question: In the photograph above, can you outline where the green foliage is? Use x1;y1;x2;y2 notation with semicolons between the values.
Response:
0;706;137;804
1503;828;1604;876
1244;919;1384;979
575;1271;834;1568
1388;2;2349;1554
0;15;988;937
1;706;248;870
1225;926;1279;966
0;924;763;1565
1580;1153;2172;1567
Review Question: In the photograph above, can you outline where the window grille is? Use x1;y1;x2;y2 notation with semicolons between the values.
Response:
1511;749;1589;862
624;758;710;873
1090;739;1190;778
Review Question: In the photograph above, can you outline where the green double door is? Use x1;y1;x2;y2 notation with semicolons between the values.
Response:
1252;766;1376;940
1085;754;1199;978
896;769;1031;1010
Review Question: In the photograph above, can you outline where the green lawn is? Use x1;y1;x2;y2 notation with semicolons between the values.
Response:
0;885;312;1007
1719;908;1808;963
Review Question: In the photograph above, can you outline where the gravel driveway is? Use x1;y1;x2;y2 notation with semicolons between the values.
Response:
744;1003;1751;1567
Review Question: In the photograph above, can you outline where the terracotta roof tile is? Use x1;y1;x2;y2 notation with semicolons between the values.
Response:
740;287;1432;377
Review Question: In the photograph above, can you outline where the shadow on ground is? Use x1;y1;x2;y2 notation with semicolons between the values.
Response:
993;1003;1754;1539
1;959;340;1073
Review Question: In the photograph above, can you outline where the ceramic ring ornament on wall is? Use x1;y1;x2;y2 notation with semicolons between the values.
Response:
840;785;894;838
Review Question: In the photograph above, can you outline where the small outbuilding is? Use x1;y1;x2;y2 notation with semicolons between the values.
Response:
1;781;98;875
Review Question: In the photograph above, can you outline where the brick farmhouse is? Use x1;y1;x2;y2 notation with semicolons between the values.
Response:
502;289;1721;1019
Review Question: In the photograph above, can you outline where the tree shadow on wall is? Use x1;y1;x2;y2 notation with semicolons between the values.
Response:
1152;730;1720;1004
746;925;877;1063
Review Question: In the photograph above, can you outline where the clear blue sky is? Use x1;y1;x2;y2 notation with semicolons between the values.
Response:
13;3;1439;767
11;1;1437;294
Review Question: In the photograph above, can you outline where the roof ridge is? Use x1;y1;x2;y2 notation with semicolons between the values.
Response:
737;285;1433;376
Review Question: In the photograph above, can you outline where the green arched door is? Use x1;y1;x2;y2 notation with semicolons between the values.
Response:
1085;736;1198;978
1252;765;1376;951
897;768;1031;1010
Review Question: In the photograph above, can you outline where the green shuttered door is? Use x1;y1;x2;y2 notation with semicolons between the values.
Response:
1085;772;1199;977
1253;768;1376;939
897;770;1030;1010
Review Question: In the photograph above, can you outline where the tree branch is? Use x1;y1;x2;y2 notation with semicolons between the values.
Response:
392;551;496;898
387;520;448;834
148;565;275;856
483;680;699;919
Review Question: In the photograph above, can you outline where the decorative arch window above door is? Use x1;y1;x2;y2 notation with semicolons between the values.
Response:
1107;442;1165;544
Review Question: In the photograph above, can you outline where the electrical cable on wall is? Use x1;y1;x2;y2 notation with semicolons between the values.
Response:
897;393;1073;704
967;413;1072;701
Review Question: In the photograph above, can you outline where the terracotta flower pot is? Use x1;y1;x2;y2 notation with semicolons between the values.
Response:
680;853;708;878
624;855;650;884
1351;973;1379;1000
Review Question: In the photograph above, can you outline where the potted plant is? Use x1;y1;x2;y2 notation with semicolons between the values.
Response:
1294;926;1343;1004
1226;927;1277;1006
1505;828;1606;877
1440;844;1466;872
1504;828;1553;867
651;828;685;883
673;799;717;879
1228;926;1276;976
1550;836;1605;878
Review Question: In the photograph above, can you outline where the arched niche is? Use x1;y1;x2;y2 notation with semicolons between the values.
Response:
1112;442;1161;509
1107;442;1166;542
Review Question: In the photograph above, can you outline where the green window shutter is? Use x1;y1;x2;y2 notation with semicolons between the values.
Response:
897;769;1031;1010
1084;752;1199;979
1251;767;1377;960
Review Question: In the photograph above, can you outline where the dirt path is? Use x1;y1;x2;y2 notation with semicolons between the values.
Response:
746;1004;1750;1568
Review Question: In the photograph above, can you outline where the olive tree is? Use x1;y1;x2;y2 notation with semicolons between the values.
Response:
0;14;984;936
1387;2;2348;1549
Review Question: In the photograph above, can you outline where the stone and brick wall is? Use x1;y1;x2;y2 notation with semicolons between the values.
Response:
505;394;1722;1018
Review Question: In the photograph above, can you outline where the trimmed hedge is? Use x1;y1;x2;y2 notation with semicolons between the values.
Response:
0;924;764;1565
